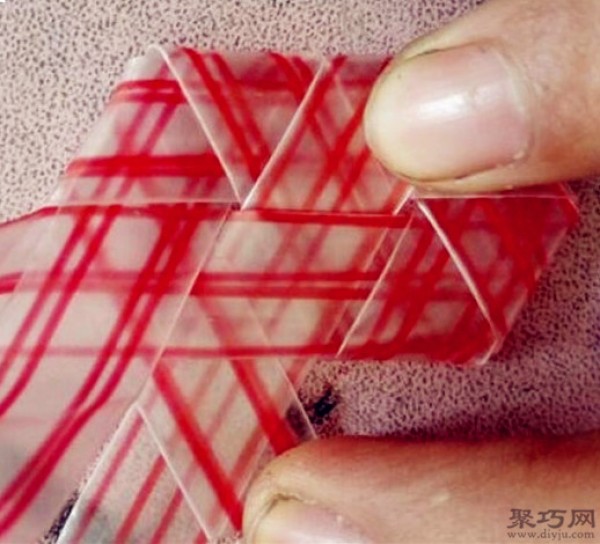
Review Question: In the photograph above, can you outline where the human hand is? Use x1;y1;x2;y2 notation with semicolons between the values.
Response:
242;1;600;542
244;433;599;543
365;0;600;193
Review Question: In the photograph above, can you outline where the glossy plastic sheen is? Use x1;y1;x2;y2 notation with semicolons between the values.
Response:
0;47;577;542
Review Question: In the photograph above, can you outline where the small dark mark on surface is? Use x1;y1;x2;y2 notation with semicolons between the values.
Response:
42;492;78;543
305;386;339;426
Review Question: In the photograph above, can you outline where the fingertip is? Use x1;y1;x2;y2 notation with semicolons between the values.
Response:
243;439;380;544
365;44;531;184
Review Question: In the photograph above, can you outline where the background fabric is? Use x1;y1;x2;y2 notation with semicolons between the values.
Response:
0;0;598;537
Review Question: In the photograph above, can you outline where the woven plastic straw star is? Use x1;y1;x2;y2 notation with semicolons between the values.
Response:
0;47;577;541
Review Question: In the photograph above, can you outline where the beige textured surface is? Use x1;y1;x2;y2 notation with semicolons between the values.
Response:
0;0;598;454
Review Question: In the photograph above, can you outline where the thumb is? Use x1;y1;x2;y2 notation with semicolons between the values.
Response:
364;0;600;192
243;434;600;543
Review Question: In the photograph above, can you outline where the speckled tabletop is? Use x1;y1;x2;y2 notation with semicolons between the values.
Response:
0;0;598;498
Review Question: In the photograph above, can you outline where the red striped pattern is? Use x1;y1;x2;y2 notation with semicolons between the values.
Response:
0;46;577;542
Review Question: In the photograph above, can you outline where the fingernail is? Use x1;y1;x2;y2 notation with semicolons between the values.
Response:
250;498;372;544
365;44;531;181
